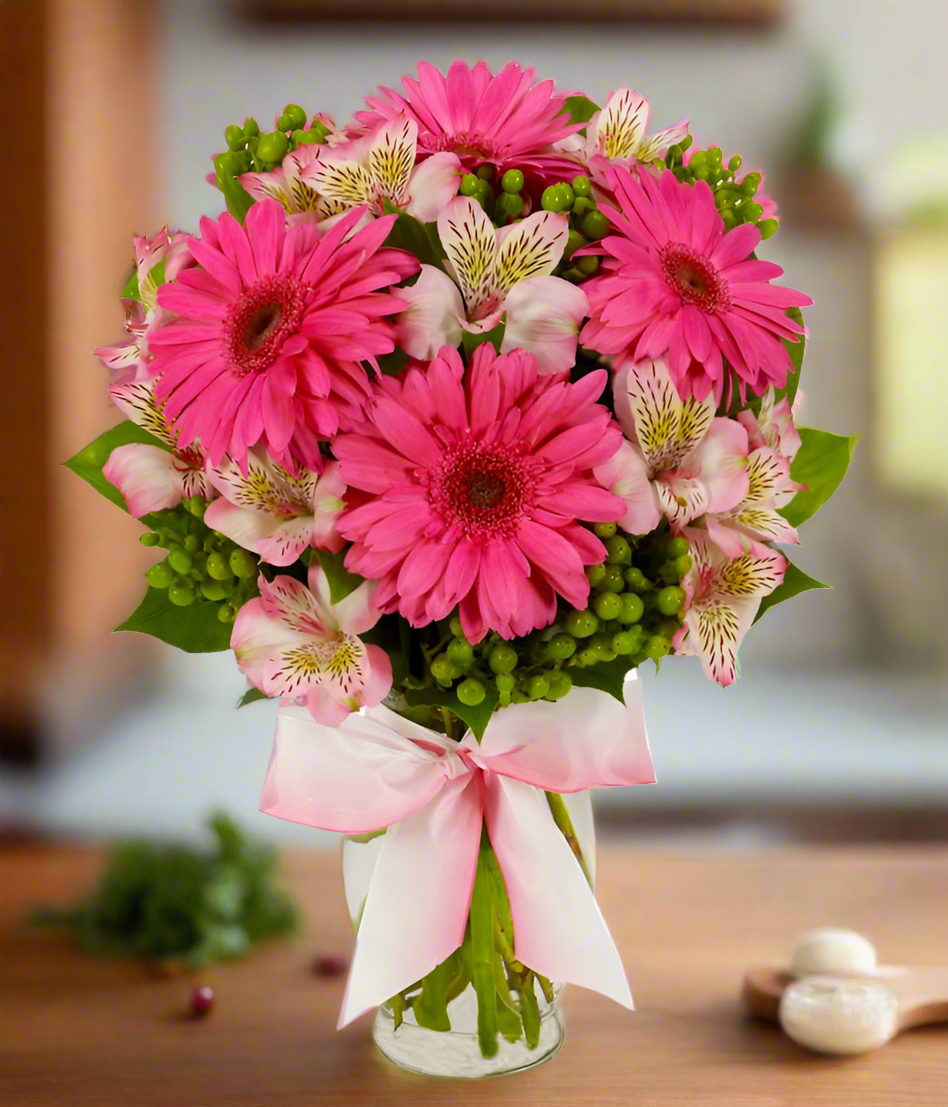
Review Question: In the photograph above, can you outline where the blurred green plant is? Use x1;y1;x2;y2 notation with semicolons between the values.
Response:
30;813;299;968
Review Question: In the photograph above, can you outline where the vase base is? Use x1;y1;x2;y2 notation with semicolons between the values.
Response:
372;989;565;1079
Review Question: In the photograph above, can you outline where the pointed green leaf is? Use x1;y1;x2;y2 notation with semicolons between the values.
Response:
754;559;829;622
403;685;499;743
780;428;859;528
120;268;140;301
116;587;232;652
412;951;457;1032
314;547;363;605
568;656;630;704
561;95;600;128
381;204;444;270
237;686;271;708
462;321;505;359
64;420;171;513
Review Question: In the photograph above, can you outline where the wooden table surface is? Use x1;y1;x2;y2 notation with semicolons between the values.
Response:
1;845;946;1106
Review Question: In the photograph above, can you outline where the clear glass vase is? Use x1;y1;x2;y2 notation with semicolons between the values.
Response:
342;789;595;1079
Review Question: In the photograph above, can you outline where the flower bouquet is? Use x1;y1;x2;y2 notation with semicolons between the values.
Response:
71;60;855;1078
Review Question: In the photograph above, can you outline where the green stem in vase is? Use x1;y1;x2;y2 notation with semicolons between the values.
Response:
470;839;500;1058
545;791;592;886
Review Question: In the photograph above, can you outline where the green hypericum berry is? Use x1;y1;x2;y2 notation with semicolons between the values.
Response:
618;593;645;624
656;585;685;616
592;591;622;620
140;532;160;547
282;104;306;130
742;200;764;223
591;634;617;662
501;169;524;193
572;196;594;216
599;565;625;593
581;209;610;240
186;495;206;517
488;643;518;674
167;546;193;575
475;164;494;180
495;672;516;693
200;579;227;601
242;117;259;137
612;630;637;655
457;678;486;706
257;131;289;163
672;554;693;577
604;535;632;565
225;125;244;150
557;182;575;206
217;603;235;624
431;656;453;683
666;536;690;558
541;184;570;213
545;671;572;700
728;154;742;173
741;171;761;196
593;521;617;539
586;562;607;587
460;173;480;197
498;192;524;219
447;638;474;668
146;560;175;589
571;174;591;197
758;218;778;240
547;632;576;660
276;113;292;132
229;548;257;579
624;566;647;591
449;617;464;638
646;635;671;662
659;618;681;639
527;675;549;700
206;552;234;581
575;255;599;276
168;579;196;607
184;534;201;554
565;609;599;638
577;647;598;667
511;689;530;705
564;228;587;259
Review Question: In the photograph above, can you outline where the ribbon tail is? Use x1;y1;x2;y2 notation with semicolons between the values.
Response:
485;775;634;1010
338;773;482;1028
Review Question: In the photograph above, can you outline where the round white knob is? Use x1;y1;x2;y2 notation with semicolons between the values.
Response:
779;976;899;1055
790;928;878;978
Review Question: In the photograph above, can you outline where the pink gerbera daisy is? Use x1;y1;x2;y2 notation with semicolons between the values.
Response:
147;199;418;471
355;60;584;181
334;344;625;643
580;166;812;403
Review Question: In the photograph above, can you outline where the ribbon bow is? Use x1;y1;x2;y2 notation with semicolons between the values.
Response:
260;676;655;1027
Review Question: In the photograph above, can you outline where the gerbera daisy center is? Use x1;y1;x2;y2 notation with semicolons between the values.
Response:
433;442;536;540
659;244;730;313
223;274;308;377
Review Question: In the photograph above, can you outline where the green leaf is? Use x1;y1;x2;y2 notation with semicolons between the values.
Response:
120;268;140;301
376;348;409;377
116;587;232;653
755;560;829;622
216;170;255;223
314;547;363;605
773;305;807;409
412;951;456;1032
780;427;858;528
568;657;630;703
404;685;499;743
561;94;600;128
381;204;444;270
462;321;505;359
64;420;171;514
470;843;499;1059
237;686;271;708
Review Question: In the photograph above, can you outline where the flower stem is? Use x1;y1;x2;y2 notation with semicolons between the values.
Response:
545;792;592;886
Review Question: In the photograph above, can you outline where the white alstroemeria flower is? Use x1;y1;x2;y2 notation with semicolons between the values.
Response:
240;143;339;224
674;530;786;686
395;195;588;374
300;114;461;224
204;449;347;567
103;379;214;517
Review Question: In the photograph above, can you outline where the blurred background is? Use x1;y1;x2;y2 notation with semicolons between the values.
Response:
1;0;947;851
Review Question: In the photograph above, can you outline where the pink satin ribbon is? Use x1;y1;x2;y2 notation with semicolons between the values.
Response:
260;676;655;1027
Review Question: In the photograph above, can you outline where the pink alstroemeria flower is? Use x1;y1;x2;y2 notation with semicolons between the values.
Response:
95;227;195;384
673;530;786;686
102;379;215;517
301;115;461;225
231;563;392;727
240;143;331;225
705;388;803;557
594;358;749;534
204;450;347;567
395;196;587;374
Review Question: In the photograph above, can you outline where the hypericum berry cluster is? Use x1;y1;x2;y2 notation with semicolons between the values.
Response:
428;618;575;709
139;498;259;623
541;175;608;284
458;165;531;223
213;103;331;183
666;141;777;240
560;525;691;670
